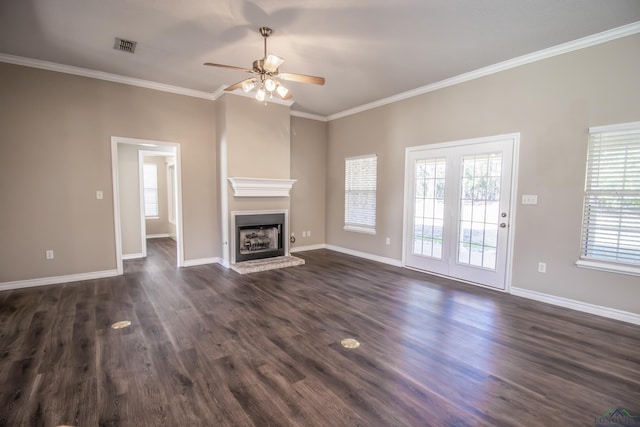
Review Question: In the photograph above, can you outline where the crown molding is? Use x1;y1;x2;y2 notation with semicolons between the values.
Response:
2;21;639;122
0;53;216;100
211;85;227;100
290;110;328;122
327;21;640;121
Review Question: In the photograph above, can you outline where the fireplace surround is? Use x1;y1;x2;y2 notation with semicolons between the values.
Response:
232;211;286;263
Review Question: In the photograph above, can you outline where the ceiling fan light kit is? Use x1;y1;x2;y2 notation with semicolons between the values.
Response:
204;26;325;104
276;83;289;98
241;79;256;93
264;55;284;73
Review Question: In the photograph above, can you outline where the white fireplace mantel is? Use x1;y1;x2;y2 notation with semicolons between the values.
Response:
228;177;297;198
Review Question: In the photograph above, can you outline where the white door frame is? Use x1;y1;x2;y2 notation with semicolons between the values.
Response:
111;136;185;274
402;133;520;292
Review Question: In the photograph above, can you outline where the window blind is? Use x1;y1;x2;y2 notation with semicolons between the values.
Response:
345;155;377;233
580;125;640;266
143;163;159;217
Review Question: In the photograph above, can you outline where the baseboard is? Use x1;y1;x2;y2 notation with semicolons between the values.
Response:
0;269;120;292
146;234;170;239
290;244;327;253
511;287;640;326
325;244;403;267
182;257;221;267
122;253;144;260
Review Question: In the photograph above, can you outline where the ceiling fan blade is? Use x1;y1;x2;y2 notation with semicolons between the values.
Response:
204;62;254;73
224;78;255;92
279;72;325;85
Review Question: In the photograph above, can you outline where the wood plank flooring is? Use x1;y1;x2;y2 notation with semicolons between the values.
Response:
1;238;639;426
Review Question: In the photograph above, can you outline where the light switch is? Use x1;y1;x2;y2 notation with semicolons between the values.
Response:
522;195;538;205
96;190;104;200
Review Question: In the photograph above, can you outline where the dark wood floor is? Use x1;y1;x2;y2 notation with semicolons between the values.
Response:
1;238;639;426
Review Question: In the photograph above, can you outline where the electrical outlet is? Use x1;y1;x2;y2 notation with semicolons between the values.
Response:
96;190;104;200
302;231;307;238
385;237;391;245
538;262;546;273
46;250;54;260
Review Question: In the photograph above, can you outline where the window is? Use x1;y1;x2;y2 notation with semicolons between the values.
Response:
344;154;377;234
143;163;159;218
578;122;640;276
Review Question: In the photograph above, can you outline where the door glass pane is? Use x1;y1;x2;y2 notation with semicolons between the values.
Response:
458;153;502;270
413;158;446;258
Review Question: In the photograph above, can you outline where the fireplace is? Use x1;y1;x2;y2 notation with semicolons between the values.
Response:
234;212;285;263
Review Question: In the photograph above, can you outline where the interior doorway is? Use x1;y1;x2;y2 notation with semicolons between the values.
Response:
139;150;177;258
111;136;185;274
403;134;519;290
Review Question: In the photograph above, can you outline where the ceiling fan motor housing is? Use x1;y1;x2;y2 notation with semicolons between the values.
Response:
253;59;266;74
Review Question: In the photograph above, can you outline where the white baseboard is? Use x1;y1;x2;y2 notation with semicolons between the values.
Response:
182;257;221;267
325;244;403;267
0;269;120;292
122;253;144;260
290;244;327;253
511;287;640;326
146;234;170;239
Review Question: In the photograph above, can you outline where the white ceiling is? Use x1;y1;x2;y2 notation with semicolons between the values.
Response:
1;0;639;117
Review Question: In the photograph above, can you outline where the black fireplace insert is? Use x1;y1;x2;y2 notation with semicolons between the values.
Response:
235;213;285;262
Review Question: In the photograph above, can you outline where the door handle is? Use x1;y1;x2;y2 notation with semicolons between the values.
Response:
500;223;507;228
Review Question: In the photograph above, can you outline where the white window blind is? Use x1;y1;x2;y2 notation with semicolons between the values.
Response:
344;154;377;234
579;123;640;271
143;163;159;218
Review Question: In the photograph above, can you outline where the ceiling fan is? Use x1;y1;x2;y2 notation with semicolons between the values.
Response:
204;27;325;102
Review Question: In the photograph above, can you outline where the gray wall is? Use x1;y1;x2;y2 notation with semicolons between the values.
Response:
290;116;327;248
326;33;640;315
118;144;142;255
0;62;218;282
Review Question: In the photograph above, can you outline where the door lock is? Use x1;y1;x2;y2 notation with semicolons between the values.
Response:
500;223;507;228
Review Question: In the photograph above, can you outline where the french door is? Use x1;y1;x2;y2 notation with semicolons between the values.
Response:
404;135;516;289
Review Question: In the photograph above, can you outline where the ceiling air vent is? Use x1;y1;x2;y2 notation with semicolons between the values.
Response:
114;37;137;53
